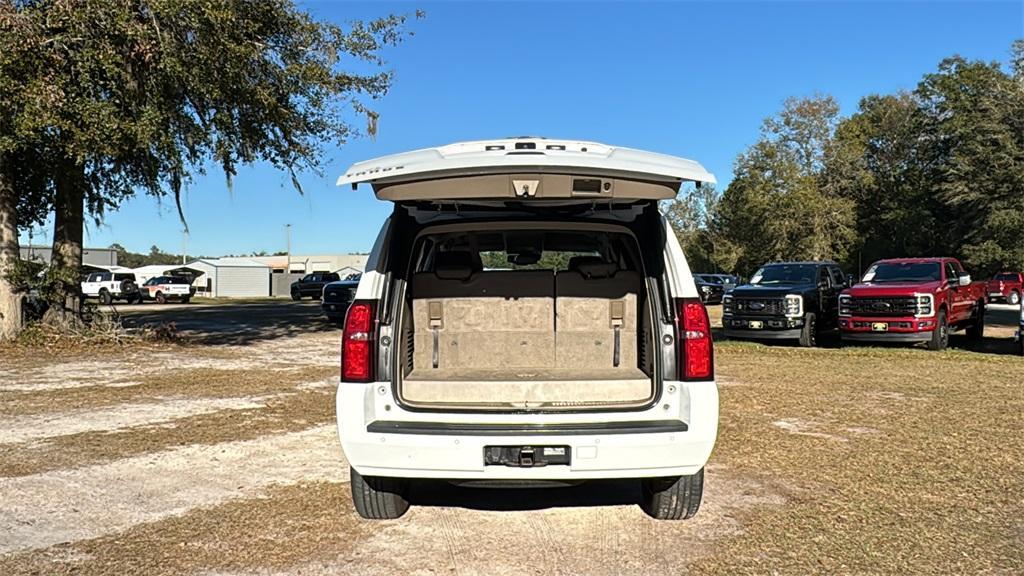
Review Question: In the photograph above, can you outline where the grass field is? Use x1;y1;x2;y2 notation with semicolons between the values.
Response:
0;303;1020;574
693;305;1023;573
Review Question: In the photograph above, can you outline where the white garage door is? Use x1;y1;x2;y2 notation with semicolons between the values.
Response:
216;267;269;298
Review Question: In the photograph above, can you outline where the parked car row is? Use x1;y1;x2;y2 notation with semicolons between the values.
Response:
81;271;195;305
693;274;742;304
723;257;993;351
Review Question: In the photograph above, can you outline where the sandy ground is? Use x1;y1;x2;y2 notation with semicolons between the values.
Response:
0;303;784;576
0;425;344;555
0;395;280;444
1;301;1020;575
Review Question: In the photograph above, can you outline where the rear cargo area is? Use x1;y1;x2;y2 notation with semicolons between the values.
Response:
396;226;656;410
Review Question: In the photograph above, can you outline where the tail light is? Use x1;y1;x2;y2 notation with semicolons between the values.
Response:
342;300;376;382
676;298;713;380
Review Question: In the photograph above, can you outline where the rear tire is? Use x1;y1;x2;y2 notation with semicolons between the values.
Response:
640;468;704;520
798;312;817;348
181;296;190;304
99;289;112;305
966;301;985;340
350;468;409;520
927;309;949;351
1009;291;1020;306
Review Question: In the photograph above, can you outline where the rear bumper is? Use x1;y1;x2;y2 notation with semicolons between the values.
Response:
336;380;718;480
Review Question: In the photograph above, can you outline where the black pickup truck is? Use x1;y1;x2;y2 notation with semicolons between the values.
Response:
290;272;341;300
722;261;850;347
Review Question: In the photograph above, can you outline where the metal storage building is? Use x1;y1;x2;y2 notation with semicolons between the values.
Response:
20;245;118;267
187;258;270;298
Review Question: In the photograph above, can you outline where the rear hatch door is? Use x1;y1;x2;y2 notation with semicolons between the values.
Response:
337;138;715;202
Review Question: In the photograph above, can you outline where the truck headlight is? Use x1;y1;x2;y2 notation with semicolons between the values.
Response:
701;285;711;293
784;295;803;318
722;294;733;313
915;293;934;317
839;295;852;317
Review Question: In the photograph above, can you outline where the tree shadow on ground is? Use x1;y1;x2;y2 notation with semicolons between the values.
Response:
119;301;340;346
406;479;642;512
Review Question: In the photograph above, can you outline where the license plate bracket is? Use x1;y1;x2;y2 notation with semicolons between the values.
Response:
484;445;571;467
871;322;889;332
748;320;763;329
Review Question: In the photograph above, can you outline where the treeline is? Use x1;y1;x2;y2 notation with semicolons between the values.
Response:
671;41;1024;278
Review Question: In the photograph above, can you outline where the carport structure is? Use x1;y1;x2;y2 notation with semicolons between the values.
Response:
131;264;206;285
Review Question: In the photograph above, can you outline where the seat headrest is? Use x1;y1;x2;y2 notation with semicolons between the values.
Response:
434;251;476;281
569;256;618;279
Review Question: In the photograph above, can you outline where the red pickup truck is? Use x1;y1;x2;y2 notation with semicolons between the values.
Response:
839;257;986;350
987;272;1023;305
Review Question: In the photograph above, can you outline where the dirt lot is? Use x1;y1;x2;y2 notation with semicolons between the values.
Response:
1;301;1021;575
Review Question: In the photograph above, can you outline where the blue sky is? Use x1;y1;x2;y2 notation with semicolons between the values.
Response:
21;1;1023;257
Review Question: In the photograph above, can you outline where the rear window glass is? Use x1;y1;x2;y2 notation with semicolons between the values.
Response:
479;250;599;271
995;273;1019;281
414;229;641;275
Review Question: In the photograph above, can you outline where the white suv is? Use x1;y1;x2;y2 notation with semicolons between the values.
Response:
336;138;719;520
81;271;141;304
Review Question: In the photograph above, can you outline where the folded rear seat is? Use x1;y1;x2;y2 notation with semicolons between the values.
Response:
409;252;555;374
555;256;643;371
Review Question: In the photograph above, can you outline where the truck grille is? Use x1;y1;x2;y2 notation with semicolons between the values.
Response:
732;298;785;315
848;296;917;317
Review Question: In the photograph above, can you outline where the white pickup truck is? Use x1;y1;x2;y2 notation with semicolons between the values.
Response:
139;275;196;304
81;271;142;304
